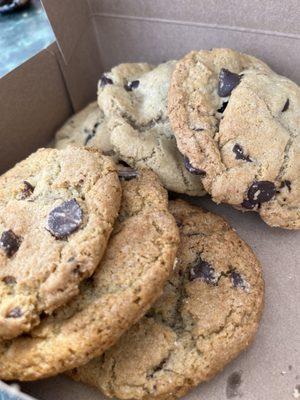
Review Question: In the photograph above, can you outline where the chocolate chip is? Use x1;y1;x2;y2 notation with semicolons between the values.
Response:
189;257;218;285
6;307;22;319
46;199;83;239
2;276;16;285
99;74;113;87
217;101;228;113
282;99;289;112
241;199;256;210
84;134;94;146
280;180;291;191
218;69;241;97
19;181;34;199
0;230;21;257
118;167;140;181
175;219;183;228
184;157;206;176
232;144;252;162
125;80;140;91
231;271;247;290
247;181;276;204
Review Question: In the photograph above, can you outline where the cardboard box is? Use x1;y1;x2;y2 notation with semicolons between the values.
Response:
0;1;299;399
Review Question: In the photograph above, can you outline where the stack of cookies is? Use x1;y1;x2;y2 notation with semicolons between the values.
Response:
0;48;298;400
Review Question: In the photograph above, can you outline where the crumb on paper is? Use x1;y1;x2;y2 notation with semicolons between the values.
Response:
293;385;300;399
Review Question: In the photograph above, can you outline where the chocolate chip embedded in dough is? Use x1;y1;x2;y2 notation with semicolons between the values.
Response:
0;230;21;257
189;257;218;285
125;80;140;91
247;181;276;204
218;69;241;97
46;199;83;239
184;157;206;176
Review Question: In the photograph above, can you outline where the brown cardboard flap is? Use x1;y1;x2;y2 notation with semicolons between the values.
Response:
0;43;72;173
42;0;92;63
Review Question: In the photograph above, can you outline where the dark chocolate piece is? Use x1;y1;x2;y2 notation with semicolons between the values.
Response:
184;157;206;176
282;99;289;112
125;80;140;91
0;230;21;257
189;257;218;285
46;199;83;239
218;69;241;97
232;144;252;162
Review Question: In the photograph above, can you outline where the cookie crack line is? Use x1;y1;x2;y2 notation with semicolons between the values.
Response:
121;111;168;133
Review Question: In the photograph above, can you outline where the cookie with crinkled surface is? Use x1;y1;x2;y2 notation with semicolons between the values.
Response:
0;147;121;340
168;48;300;229
69;199;264;400
55;62;205;196
98;61;205;196
0;169;179;381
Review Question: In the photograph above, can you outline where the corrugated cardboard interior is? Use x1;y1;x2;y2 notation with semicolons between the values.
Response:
0;1;299;399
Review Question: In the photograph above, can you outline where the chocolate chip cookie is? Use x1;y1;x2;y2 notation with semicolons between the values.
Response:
169;48;300;229
56;62;206;196
99;61;206;196
0;147;121;340
0;170;179;381
69;199;264;400
55;102;117;160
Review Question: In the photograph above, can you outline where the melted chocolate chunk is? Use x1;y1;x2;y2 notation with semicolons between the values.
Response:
241;199;256;210
189;257;218;285
2;276;16;285
6;307;22;319
0;230;21;257
217;101;228;113
99;74;113;87
19;181;34;199
218;69;241;97
280;180;291;191
247;181;276;204
184;157;206;176
231;271;247;290
118;167;140;181
46;199;83;239
125;80;140;91
232;144;252;162
282;98;289;112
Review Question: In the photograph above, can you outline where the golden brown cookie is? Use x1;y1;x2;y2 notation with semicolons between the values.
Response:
168;48;300;229
0;170;179;381
0;147;121;339
70;199;264;400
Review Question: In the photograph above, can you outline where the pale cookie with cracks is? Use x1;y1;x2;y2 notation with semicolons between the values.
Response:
98;61;205;196
168;48;300;229
0;147;121;340
55;62;206;196
0;169;179;381
69;199;264;400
